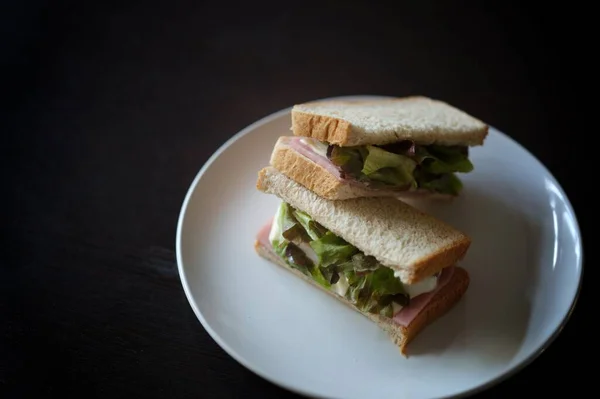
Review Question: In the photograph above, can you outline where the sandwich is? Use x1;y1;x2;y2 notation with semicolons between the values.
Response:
269;96;488;200
254;166;471;355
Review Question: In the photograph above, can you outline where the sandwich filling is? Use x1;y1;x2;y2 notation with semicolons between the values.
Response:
264;201;446;321
294;137;473;195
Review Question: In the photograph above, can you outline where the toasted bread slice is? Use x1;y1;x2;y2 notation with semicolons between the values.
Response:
255;240;470;356
256;167;471;284
270;136;454;201
291;96;488;147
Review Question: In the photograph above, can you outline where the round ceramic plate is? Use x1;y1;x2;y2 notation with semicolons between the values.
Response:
176;96;583;399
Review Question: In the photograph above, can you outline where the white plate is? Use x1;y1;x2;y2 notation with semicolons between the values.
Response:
176;96;583;399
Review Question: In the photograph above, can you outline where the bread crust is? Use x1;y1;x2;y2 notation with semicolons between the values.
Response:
254;241;470;356
291;96;488;147
292;111;352;146
395;236;471;284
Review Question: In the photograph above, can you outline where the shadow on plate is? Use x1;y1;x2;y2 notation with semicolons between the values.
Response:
403;185;541;362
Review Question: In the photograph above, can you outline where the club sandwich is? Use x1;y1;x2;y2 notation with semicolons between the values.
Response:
270;96;488;200
254;166;471;355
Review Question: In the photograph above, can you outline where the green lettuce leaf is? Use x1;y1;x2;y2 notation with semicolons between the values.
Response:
376;293;410;317
270;202;300;256
309;266;331;288
342;267;409;315
269;201;411;315
338;252;380;273
309;232;358;267
320;267;337;285
378;303;394;318
344;271;367;304
417;172;463;196
282;224;311;243
326;142;472;195
361;145;417;187
328;146;367;175
417;145;473;174
284;243;313;272
285;244;331;289
281;242;331;288
292;209;328;241
369;267;407;297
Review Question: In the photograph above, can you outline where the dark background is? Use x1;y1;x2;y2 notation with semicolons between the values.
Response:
2;0;590;398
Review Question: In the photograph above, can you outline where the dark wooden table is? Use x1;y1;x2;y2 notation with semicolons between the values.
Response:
3;1;589;398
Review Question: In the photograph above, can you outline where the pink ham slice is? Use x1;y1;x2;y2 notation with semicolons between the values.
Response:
257;218;273;248
256;220;454;327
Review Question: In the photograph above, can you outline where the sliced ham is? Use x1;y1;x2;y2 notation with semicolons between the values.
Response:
392;266;455;327
286;137;377;189
257;218;273;248
256;219;452;327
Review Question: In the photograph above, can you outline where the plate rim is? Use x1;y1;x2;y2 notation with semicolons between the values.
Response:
175;95;584;399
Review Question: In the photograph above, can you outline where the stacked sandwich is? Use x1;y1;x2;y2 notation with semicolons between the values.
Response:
254;96;488;355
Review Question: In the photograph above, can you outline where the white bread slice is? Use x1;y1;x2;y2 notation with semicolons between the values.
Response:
256;167;471;284
254;240;470;356
270;136;454;201
291;96;488;147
